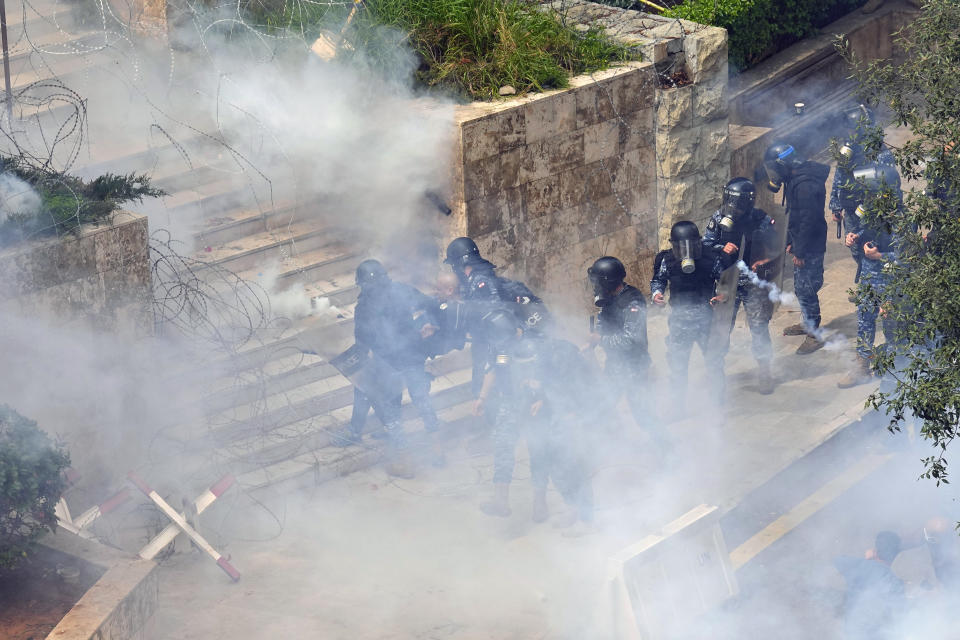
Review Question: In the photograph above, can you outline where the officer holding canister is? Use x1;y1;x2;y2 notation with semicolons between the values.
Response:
829;104;897;283
763;141;831;354
650;221;731;408
837;165;904;388
702;177;779;394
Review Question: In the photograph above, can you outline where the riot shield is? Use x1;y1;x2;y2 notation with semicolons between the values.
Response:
329;343;378;396
708;262;741;355
754;209;789;308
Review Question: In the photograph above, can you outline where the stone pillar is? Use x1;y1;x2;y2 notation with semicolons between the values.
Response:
653;22;731;245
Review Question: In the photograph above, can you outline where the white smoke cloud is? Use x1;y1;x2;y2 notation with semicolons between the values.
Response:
0;172;42;223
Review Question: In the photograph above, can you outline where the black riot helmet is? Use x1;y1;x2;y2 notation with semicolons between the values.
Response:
587;256;627;298
719;178;756;230
355;259;389;289
670;220;702;274
852;164;902;218
762;141;803;193
479;307;522;350
444;237;481;269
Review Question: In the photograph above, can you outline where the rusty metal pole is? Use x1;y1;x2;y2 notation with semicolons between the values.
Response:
0;0;12;124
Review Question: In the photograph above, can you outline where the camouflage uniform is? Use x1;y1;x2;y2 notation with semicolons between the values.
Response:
650;251;729;402
856;224;900;359
794;254;826;331
830;142;896;269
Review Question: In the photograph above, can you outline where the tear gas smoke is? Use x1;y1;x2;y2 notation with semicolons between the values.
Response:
736;260;847;350
0;172;41;222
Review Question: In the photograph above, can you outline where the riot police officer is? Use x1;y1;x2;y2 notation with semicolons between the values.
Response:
444;237;549;395
829;104;897;285
703;177;779;394
838;165;903;388
763;141;831;354
344;259;442;477
473;308;595;528
585;257;656;433
651;221;731;408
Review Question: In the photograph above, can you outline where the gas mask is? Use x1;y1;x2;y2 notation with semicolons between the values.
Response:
671;239;701;274
719;186;755;231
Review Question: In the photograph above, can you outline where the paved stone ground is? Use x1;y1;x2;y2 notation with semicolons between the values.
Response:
146;140;920;639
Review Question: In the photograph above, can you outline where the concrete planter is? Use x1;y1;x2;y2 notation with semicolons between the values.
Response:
0;211;152;337
41;532;158;640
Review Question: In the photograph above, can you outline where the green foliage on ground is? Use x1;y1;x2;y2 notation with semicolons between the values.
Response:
0;157;164;248
662;0;867;70
0;407;70;571
839;0;960;485
244;0;635;100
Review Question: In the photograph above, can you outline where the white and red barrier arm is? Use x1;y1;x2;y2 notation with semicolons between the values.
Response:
128;472;240;582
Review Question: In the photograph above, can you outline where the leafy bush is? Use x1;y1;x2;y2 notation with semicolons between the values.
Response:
0;407;70;571
244;0;635;100
664;0;867;70
0;156;164;247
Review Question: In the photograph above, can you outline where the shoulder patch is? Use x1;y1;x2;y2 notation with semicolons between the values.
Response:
707;219;717;231
476;281;486;289
628;306;640;312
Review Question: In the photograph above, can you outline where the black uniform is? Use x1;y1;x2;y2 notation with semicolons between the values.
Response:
650;252;728;402
785;161;831;330
351;281;442;442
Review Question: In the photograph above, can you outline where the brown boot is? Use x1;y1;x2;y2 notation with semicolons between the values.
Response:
783;323;807;336
480;483;511;517
531;489;549;523
837;356;873;388
756;360;775;395
796;335;824;355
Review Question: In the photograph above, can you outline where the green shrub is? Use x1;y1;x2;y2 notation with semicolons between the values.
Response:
664;0;867;70
0;156;164;247
244;0;635;100
0;406;70;571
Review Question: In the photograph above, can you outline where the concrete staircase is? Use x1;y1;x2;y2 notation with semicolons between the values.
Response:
4;0;479;493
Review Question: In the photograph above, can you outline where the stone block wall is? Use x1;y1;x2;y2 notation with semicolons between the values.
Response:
446;2;730;317
0;212;152;336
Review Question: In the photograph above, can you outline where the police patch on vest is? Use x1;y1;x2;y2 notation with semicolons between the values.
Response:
496;354;509;364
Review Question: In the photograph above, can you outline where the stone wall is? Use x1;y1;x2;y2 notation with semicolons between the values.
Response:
446;2;730;315
0;212;152;336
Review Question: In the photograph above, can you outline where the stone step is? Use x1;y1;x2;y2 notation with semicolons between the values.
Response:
190;220;345;275
7;50;94;93
4;29;101;65
235;243;364;301
5;9;81;39
205;345;473;433
193;200;301;248
176;344;473;449
234;396;478;492
74;132;215;178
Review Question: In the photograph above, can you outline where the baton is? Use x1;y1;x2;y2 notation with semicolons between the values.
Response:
836;218;842;240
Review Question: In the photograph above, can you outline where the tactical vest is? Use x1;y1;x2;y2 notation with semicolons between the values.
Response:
666;256;717;306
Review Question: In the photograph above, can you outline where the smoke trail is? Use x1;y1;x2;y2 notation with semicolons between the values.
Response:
736;260;847;350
